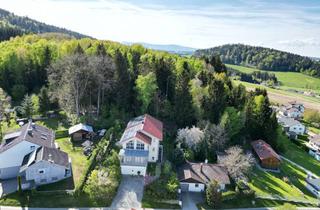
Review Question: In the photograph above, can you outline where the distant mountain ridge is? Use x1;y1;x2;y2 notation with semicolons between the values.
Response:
0;8;90;41
194;44;320;78
123;41;196;55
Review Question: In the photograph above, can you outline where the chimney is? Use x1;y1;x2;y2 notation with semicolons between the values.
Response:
200;163;203;173
205;159;208;164
48;154;54;163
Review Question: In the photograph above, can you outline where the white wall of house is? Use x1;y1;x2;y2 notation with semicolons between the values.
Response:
180;182;205;192
0;141;40;179
121;165;146;176
25;160;71;185
289;124;305;135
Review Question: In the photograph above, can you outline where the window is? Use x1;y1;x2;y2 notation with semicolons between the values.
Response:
152;147;155;152
152;157;155;160
38;169;45;174
136;142;144;150
195;184;199;187
30;146;35;150
52;177;58;181
126;141;134;149
40;179;47;183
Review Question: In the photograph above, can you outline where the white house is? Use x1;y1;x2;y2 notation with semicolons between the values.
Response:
307;135;320;160
0;121;55;179
278;102;304;119
118;114;163;176
178;161;230;192
20;146;72;185
278;117;306;136
0;121;71;187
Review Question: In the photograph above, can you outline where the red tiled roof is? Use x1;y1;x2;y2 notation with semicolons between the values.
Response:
142;114;163;140
251;140;280;161
135;131;152;145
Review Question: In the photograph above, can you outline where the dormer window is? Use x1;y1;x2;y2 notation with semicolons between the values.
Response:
126;141;134;149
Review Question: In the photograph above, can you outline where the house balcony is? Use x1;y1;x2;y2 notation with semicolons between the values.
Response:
119;149;149;167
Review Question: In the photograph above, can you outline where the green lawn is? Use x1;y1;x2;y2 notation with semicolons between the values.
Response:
142;194;180;209
227;64;320;92
0;191;95;207
198;198;316;209
55;137;90;187
280;132;320;177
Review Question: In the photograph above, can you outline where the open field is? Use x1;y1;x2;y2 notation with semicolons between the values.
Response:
233;80;320;111
227;64;320;92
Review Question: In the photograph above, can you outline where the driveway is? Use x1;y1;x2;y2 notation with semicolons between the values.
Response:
111;175;144;209
181;192;204;210
0;179;18;197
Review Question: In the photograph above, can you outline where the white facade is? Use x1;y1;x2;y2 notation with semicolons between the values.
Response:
25;160;71;185
180;182;225;192
0;141;40;179
120;165;146;176
288;123;306;135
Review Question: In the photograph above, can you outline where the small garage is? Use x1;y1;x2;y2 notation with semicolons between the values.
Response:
68;123;93;141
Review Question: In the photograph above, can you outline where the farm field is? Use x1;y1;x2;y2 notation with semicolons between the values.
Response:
232;80;320;111
227;64;320;92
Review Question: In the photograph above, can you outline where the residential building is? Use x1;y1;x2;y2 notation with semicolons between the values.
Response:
178;161;230;192
251;140;281;170
118;114;163;176
307;135;320;160
306;174;320;198
20;146;71;185
68;123;93;141
0;121;55;179
278;101;304;119
278;117;306;136
0;121;71;187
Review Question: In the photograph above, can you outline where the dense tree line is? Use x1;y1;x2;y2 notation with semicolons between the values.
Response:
195;44;320;77
0;8;89;41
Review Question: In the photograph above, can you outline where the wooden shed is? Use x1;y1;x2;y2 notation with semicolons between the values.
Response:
68;123;93;141
251;139;281;170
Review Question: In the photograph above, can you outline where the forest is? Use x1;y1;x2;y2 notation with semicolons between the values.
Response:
0;8;89;41
0;33;280;163
194;44;320;77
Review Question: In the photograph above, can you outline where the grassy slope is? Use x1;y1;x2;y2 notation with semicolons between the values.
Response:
227;64;320;93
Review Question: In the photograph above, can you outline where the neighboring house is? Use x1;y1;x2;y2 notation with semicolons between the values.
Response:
118;114;163;176
306;174;320;198
20;146;72;185
278;101;304;119
307;135;320;161
278;117;306;136
0;121;71;187
178;161;230;192
251;140;281;170
0;121;55;179
68;123;93;141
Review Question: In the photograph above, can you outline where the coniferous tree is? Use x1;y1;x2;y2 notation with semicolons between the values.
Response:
174;61;195;127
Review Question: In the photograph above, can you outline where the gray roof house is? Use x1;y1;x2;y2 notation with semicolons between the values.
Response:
0;121;71;187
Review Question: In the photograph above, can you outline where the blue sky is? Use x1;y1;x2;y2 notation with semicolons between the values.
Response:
1;0;320;57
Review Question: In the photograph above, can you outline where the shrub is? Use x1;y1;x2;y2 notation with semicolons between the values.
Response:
206;181;222;208
55;129;69;138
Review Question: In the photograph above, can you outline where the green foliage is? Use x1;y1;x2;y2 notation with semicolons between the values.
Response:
31;94;40;115
275;203;297;210
135;72;158;113
39;86;51;114
220;107;245;140
206;180;222;208
18;94;34;118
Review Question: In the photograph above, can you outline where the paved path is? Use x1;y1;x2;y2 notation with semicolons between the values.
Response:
280;155;319;178
111;175;144;209
181;192;203;210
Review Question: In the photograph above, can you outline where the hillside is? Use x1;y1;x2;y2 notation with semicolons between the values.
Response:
0;8;90;41
194;44;320;77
